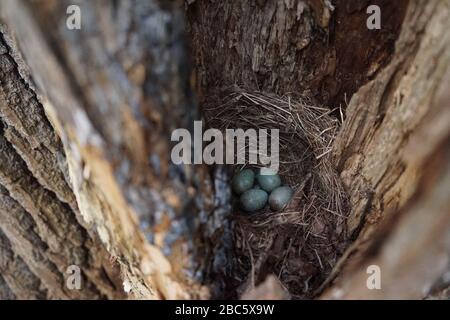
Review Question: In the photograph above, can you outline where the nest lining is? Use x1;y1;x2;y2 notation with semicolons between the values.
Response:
204;87;349;299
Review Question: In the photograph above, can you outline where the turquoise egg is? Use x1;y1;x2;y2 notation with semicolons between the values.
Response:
240;189;268;212
269;186;293;211
232;169;255;194
256;170;281;192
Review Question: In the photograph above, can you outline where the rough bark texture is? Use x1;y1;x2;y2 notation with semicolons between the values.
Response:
0;37;129;300
0;18;125;300
0;0;201;299
187;0;407;108
320;0;450;298
0;0;448;300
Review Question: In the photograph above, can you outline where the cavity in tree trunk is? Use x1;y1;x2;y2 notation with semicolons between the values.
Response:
0;0;448;300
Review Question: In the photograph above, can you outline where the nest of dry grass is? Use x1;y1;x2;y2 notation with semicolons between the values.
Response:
204;87;349;299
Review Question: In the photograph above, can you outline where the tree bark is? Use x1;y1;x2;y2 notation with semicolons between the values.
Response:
0;0;448;300
320;0;450;298
0;0;197;299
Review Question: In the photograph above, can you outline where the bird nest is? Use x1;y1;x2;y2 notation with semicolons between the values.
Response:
203;87;350;299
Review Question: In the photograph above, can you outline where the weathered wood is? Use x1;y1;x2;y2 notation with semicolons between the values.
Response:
319;0;450;298
0;0;197;299
323;135;450;299
0;0;448;300
0;28;125;300
187;0;407;108
0;229;47;299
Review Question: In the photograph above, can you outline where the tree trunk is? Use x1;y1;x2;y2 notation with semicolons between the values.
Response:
0;0;196;299
0;0;448;299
